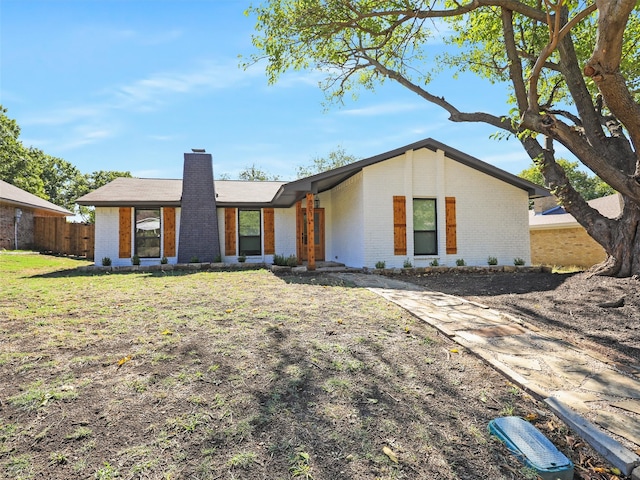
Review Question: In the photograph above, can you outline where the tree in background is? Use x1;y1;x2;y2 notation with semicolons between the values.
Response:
246;1;640;276
238;163;281;181
296;146;360;178
1;106;45;198
519;159;614;202
0;106;131;220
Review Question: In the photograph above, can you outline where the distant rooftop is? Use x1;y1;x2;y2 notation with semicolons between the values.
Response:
530;193;622;229
0;180;72;216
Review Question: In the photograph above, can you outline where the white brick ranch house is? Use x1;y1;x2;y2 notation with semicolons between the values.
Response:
76;138;547;269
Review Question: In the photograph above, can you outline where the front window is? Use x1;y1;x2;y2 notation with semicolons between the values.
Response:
135;208;161;258
238;209;261;256
413;199;437;255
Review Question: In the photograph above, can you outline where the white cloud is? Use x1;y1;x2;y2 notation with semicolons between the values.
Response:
339;102;428;117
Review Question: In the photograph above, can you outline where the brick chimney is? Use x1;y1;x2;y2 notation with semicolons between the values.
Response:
177;150;221;263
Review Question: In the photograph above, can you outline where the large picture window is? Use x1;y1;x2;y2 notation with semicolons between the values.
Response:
135;208;161;258
238;209;261;256
413;199;437;255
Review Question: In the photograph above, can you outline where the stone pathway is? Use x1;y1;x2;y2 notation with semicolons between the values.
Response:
329;272;640;478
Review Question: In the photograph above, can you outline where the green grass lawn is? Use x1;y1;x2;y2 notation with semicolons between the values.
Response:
0;253;559;479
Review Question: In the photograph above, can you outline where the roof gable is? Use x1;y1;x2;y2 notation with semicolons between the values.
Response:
270;138;549;207
76;138;549;208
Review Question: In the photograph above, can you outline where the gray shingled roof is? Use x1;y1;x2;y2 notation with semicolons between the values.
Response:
0;180;72;215
75;177;286;207
270;138;549;207
76;138;550;208
529;193;622;229
76;178;183;207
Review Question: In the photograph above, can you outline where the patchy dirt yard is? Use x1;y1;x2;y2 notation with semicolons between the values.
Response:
0;255;634;479
385;270;640;367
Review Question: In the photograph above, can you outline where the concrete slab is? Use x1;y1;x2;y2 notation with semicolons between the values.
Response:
517;369;566;391
582;370;640;399
611;400;640;415
543;357;594;387
495;353;542;371
595;411;640;446
550;391;601;414
464;324;527;338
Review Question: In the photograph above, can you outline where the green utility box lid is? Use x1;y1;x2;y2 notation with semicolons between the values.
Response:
488;416;574;480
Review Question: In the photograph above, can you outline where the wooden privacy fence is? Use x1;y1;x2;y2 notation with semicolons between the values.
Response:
33;217;95;259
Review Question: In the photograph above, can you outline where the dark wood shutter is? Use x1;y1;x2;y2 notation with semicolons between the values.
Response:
393;196;407;255
225;208;236;256
119;207;132;258
163;207;176;257
445;197;457;254
263;208;275;255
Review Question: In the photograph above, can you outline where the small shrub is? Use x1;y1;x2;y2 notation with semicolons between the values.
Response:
189;256;200;263
375;260;386;269
213;254;222;263
131;254;140;266
101;257;111;267
403;258;413;268
238;254;246;263
286;255;298;267
487;256;498;265
429;258;439;267
455;258;466;266
514;257;526;266
272;254;298;267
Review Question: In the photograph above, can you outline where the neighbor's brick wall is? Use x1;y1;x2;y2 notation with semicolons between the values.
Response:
0;204;35;250
531;227;606;268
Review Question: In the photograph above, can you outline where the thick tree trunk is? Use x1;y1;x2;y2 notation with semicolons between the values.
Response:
590;196;640;277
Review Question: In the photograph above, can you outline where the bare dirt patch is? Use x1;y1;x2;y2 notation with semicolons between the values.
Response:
0;255;631;479
386;270;640;367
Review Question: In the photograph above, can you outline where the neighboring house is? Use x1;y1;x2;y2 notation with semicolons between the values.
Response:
76;138;547;268
529;193;622;268
0;180;72;250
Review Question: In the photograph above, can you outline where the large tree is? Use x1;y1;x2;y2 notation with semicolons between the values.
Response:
246;0;640;276
1;105;131;219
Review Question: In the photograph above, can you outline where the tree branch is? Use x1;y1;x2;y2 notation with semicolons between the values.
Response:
361;52;516;132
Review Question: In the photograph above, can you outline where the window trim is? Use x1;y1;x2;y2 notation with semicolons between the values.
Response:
413;198;438;256
238;209;262;256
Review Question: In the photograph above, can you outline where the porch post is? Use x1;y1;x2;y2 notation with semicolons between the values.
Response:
306;192;316;271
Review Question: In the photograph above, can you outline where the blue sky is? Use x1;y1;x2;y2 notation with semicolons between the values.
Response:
1;0;535;181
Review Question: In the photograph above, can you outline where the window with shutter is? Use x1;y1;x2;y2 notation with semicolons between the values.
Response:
413;199;437;255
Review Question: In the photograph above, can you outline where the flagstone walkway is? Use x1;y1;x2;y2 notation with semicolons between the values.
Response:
328;272;640;478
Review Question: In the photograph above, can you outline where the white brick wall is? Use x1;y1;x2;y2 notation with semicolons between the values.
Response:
94;206;181;267
218;207;297;264
274;207;297;259
92;147;530;269
329;172;365;267
353;148;530;268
